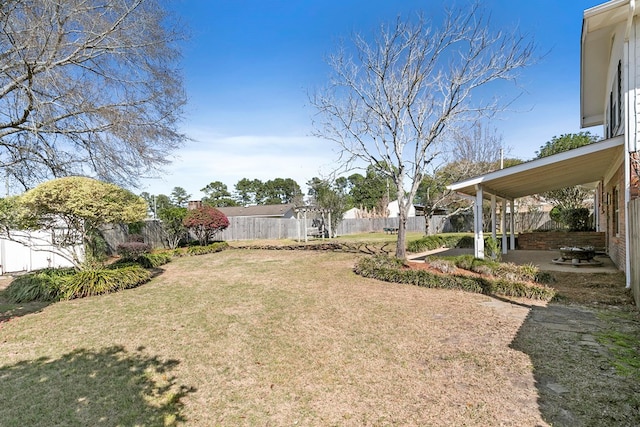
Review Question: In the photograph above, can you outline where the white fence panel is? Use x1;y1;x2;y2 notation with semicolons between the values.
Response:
0;231;76;275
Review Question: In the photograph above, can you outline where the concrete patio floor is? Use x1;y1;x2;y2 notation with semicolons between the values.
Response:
409;248;621;274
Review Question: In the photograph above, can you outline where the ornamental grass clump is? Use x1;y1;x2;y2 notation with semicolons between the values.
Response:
4;268;75;303
59;265;151;300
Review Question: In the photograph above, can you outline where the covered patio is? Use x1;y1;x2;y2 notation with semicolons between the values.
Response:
446;136;624;260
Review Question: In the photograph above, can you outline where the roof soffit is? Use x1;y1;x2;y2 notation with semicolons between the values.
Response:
447;136;625;200
581;0;633;127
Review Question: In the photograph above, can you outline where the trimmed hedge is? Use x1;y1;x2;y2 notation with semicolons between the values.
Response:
354;255;556;301
407;234;476;253
169;241;229;257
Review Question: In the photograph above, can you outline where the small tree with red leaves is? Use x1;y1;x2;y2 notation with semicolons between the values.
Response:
182;205;229;246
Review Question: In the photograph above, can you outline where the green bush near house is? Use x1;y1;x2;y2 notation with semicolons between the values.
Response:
354;255;556;301
407;234;507;254
407;234;472;252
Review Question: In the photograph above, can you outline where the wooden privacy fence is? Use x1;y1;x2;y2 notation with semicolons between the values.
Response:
629;198;640;307
336;217;426;235
100;210;593;250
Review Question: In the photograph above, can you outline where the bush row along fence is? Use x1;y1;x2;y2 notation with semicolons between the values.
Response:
100;211;586;251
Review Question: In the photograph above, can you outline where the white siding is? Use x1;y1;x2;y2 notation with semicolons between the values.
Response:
633;19;640;151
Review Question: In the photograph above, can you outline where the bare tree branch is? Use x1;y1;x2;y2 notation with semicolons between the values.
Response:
311;3;535;258
0;0;187;190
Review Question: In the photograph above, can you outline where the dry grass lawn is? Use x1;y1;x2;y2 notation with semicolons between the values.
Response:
1;248;638;426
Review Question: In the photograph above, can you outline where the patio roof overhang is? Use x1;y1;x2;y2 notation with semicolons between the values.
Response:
447;136;624;201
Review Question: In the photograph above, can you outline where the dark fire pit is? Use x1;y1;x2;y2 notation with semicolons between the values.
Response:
552;246;602;267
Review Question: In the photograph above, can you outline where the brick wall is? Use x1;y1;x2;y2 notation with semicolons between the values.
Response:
604;163;626;270
517;232;606;251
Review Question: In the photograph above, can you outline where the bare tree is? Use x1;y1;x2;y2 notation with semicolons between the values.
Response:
0;0;186;190
311;4;534;258
417;122;515;234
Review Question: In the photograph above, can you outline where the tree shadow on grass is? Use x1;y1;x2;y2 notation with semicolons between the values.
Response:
0;346;195;427
510;303;640;426
0;299;52;324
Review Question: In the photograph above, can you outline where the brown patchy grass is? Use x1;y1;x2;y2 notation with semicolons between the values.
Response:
549;271;635;307
1;249;638;426
1;249;547;426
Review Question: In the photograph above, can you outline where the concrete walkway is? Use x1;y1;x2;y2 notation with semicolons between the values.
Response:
409;248;620;274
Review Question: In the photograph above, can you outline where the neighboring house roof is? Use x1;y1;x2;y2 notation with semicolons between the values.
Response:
447;136;624;200
581;0;636;127
387;200;415;218
216;203;296;218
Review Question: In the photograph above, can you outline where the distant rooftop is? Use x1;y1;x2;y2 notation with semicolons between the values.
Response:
215;203;296;218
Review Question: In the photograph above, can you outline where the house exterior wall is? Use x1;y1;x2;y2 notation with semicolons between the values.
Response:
602;163;627;271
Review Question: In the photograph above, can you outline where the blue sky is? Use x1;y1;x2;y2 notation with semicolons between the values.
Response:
141;0;605;200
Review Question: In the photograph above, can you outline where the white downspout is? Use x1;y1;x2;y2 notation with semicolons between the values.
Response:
624;1;636;288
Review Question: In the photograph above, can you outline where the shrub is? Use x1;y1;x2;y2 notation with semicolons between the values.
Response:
117;241;152;259
408;235;463;252
4;268;75;303
183;206;229;246
126;233;145;243
138;252;172;268
455;236;475;248
59;265;151;300
452;254;475;270
111;251;172;268
437;255;553;285
186;241;229;256
485;237;501;261
354;255;556;301
427;259;457;274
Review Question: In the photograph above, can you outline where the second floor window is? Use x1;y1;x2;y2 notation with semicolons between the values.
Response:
607;60;623;138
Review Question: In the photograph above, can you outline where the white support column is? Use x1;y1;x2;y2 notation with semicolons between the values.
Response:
474;186;484;259
328;211;332;238
501;199;508;254
304;210;308;243
510;200;516;251
491;195;497;240
594;190;600;232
